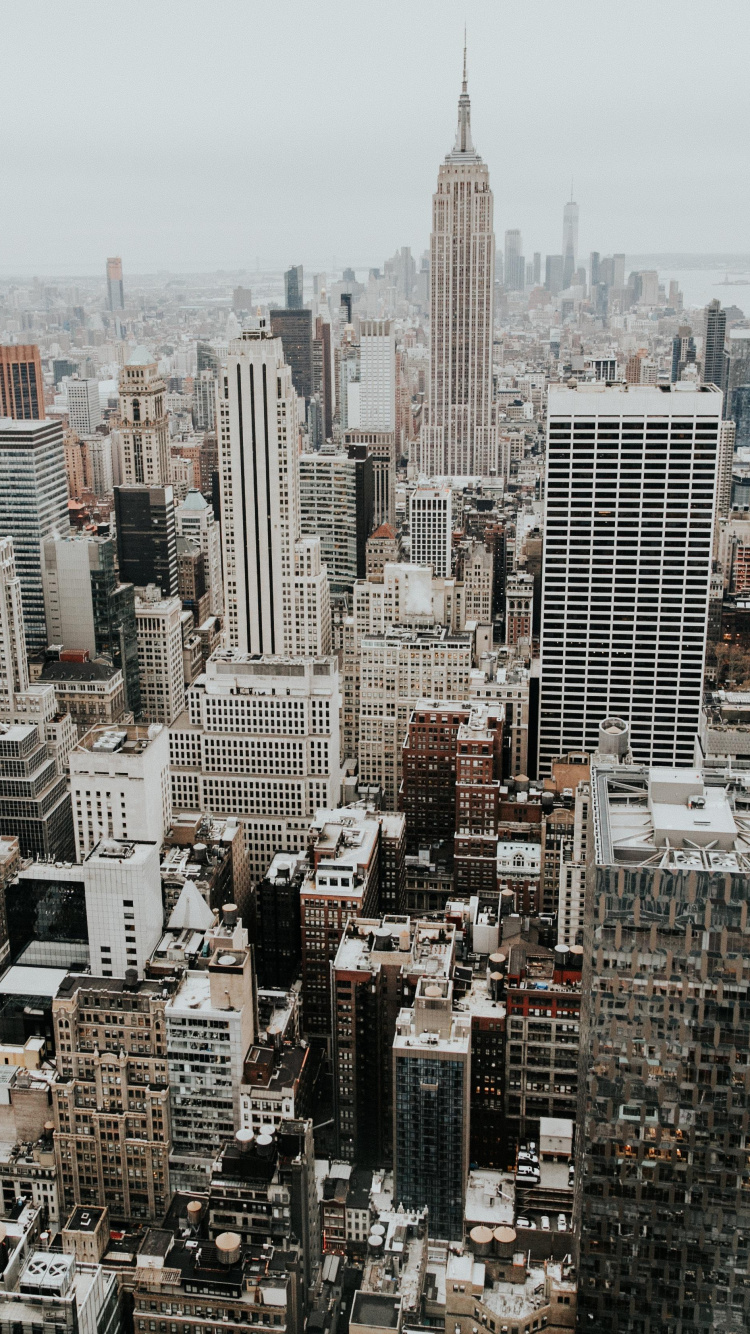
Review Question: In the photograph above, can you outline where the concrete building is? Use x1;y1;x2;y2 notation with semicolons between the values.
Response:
0;419;69;651
175;489;223;617
417;54;497;478
409;483;452;577
539;383;721;772
166;918;256;1188
393;977;470;1241
217;325;330;656
69;723;171;860
358;320;396;431
332;914;455;1164
84;838;164;979
344;428;397;528
0;537;31;720
504;571;533;646
40;655;129;738
135;591;185;725
0;345;44;420
41;532;140;716
299;450;374;590
358;628;473;808
52;971;176;1221
366;523;402;577
169;651;341;885
106;256;124;311
66;379;101;437
0;721;74;861
579;746;750;1331
117;346;169;486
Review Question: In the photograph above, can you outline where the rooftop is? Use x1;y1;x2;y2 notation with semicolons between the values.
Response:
592;764;750;870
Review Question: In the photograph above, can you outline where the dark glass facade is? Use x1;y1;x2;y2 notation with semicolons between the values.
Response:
114;485;178;598
394;1053;466;1240
269;309;313;401
6;872;87;966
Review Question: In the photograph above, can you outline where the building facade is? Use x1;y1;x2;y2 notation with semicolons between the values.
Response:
0;419;69;651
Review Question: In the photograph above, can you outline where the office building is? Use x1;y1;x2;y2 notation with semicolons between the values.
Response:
169;651;341;885
409;483;452;576
703;298;728;393
504;570;533;645
418;52;497;478
579;755;750;1331
544;254;563;295
66;379;101;436
269;308;314;401
85;433;113;497
40;654;129;739
539;383;721;772
313;311;334;441
299;450;374;590
69;723;171;860
166;920;256;1187
254;852;306;988
0;419;69;651
84;837;164;978
359;628;473;808
0;538;31;720
52;971;175;1220
284;264;304;309
41;532;140;716
344;428;397;528
504;229;524;291
217;326;330;656
114;484;178;597
0;721;74;860
117;347;169;486
358;320;396;431
332;914;454;1164
106;256;124;311
393;977;470;1241
0;344;44;420
135;592;185;725
562;196;578;289
670;325;696;381
193;368;217;432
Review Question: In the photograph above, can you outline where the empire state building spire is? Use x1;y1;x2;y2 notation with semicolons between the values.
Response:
450;37;479;161
418;37;497;479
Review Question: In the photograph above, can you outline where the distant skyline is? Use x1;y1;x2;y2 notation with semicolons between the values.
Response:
1;0;748;274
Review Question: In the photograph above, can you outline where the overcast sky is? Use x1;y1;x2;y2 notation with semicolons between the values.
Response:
1;0;748;276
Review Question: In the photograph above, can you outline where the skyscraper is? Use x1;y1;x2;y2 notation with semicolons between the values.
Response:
703;298;728;393
0;345;44;420
269;308;314;402
217;325;330;655
106;257;124;311
504;229;523;291
418;47;497;477
670;325;696;381
0;418;69;651
114;484;178;598
358;320;396;431
284;264;303;309
562;194;578;289
579;751;750;1331
66;377;102;436
0;538;30;719
539;383;722;772
117;346;169;486
41;531;141;717
409;483;452;576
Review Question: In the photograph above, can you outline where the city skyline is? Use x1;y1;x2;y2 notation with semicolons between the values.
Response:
1;0;748;273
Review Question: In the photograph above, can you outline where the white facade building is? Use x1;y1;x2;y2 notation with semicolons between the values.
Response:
69;723;171;860
84;838;164;978
0;538;30;719
66;378;101;436
135;593;185;725
169;650;341;884
217;325;330;656
409;484;452;577
539;382;722;771
418;55;497;477
175;489;223;617
118;347;170;486
358;320;396;432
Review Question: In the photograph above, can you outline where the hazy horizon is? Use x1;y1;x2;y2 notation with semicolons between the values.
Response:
1;0;748;274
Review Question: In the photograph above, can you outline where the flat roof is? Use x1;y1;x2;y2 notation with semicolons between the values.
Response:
548;381;722;416
351;1292;401;1329
0;966;69;998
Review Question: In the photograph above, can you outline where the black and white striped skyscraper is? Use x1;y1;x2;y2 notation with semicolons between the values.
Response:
539;382;722;772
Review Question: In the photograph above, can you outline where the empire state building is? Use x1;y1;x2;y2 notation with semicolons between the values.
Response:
418;50;497;479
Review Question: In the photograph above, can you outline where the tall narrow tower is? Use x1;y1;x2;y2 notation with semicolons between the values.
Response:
562;191;579;289
418;45;496;478
117;347;170;486
218;325;330;656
